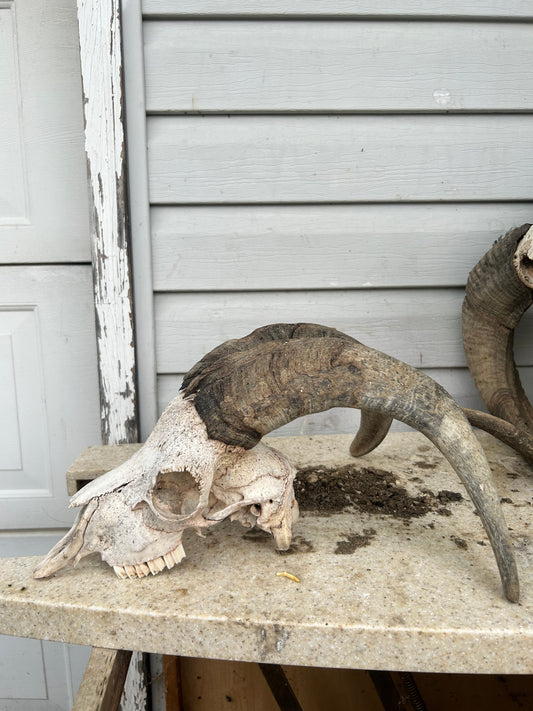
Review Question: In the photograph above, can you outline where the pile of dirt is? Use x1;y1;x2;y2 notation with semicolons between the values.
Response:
294;464;462;521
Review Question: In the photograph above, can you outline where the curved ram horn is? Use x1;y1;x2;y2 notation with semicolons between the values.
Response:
183;322;393;458
182;327;519;602
182;322;356;394
349;409;393;457
462;223;533;431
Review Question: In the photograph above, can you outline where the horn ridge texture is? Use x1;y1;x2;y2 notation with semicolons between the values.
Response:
462;223;533;430
186;335;467;448
181;322;358;395
182;322;392;453
184;326;518;601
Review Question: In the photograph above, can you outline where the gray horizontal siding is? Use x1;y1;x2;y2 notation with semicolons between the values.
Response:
134;11;533;439
154;289;533;372
145;21;533;113
151;204;533;291
148;115;533;203
142;1;533;19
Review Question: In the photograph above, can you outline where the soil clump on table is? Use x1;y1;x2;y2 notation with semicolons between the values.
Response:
294;464;462;521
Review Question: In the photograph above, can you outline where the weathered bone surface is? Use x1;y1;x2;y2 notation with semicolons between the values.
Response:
35;324;519;602
34;396;298;580
514;226;533;291
463;223;533;431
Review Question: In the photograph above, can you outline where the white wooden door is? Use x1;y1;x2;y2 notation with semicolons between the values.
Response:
0;0;91;262
0;0;101;707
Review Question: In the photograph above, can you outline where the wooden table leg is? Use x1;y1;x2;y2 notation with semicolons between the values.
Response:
258;663;303;711
72;647;132;711
162;655;184;711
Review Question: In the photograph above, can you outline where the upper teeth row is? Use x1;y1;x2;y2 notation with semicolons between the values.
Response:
113;543;185;579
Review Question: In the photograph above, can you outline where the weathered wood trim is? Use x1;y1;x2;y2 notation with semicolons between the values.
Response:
76;2;146;709
72;648;132;711
77;0;137;445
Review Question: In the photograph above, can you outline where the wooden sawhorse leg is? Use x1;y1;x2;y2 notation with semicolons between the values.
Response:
72;647;132;711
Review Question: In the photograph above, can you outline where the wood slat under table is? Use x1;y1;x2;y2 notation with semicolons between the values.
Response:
1;432;533;674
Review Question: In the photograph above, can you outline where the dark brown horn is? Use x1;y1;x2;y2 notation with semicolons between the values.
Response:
462;223;533;431
183;326;519;602
349;410;393;457
181;323;357;394
182;322;387;457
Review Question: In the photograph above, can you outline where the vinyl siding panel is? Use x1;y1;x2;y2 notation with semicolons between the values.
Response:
148;115;533;203
154;290;533;373
133;10;533;439
151;204;533;291
142;2;533;19
145;22;533;113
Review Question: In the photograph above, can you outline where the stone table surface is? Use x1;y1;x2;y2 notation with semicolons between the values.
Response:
1;432;533;674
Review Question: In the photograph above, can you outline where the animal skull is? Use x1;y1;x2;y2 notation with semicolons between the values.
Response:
34;323;520;602
34;394;298;580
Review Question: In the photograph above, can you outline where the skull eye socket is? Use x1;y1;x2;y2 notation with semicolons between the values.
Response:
151;469;200;519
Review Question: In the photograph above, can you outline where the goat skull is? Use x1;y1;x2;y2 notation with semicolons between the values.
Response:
34;394;298;579
34;323;519;602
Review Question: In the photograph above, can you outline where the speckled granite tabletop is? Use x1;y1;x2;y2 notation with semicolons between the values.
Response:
1;432;533;673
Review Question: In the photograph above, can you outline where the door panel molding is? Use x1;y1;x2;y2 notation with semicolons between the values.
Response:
0;1;28;226
0;0;91;261
0;267;101;528
0;307;51;494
